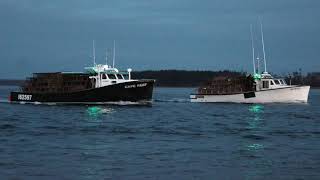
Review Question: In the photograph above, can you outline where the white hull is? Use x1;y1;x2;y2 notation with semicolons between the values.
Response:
190;86;310;103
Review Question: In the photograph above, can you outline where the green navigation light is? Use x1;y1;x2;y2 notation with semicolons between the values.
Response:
253;73;262;80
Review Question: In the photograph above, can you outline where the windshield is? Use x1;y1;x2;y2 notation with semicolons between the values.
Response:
116;74;123;79
122;74;129;80
107;74;116;79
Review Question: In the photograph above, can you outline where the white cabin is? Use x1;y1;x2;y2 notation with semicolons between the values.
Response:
85;64;136;88
254;72;290;91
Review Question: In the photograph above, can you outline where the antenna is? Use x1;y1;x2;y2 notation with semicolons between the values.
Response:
257;52;260;74
259;18;267;73
250;24;256;74
105;48;108;66
92;40;96;66
112;40;116;68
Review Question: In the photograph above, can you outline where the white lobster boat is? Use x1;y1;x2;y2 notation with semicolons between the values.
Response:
190;22;310;103
190;73;310;103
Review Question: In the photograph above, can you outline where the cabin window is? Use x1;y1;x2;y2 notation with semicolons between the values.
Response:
270;81;274;85
122;74;129;80
116;74;123;79
108;74;116;79
283;79;287;84
262;81;269;89
102;74;107;79
279;79;283;84
274;80;280;85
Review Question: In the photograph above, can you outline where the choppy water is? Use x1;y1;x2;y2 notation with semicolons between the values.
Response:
0;86;320;179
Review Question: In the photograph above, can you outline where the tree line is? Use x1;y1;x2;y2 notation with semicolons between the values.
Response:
1;70;320;87
132;70;245;87
132;70;320;87
285;71;320;87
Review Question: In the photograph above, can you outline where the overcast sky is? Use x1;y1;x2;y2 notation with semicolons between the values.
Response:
0;0;319;78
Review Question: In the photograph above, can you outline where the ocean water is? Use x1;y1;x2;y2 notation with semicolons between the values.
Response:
0;86;320;180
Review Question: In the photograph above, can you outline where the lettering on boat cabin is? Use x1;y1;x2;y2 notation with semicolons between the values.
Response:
125;83;147;89
18;94;32;101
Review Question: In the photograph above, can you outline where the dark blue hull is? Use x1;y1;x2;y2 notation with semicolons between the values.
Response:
10;80;155;104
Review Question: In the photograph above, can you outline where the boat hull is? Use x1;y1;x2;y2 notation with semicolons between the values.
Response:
10;80;155;104
190;86;310;103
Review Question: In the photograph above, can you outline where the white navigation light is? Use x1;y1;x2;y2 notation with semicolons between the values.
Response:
127;68;132;80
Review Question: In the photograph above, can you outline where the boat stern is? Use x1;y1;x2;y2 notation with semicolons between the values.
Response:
9;92;35;103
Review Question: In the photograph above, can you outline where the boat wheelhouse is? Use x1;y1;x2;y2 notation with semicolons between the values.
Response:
253;73;291;90
85;64;133;88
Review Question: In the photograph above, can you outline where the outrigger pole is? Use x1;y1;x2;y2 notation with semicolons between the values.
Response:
93;40;96;66
113;40;116;68
259;18;267;73
250;24;256;74
105;48;108;66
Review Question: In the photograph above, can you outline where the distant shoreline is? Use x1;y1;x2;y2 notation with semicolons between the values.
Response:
1;70;320;88
0;81;319;89
1;82;319;89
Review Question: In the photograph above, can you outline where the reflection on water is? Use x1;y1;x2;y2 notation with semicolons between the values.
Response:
87;106;114;120
248;104;264;113
246;104;264;148
87;106;102;117
84;106;115;179
243;105;268;178
247;105;264;130
247;143;264;151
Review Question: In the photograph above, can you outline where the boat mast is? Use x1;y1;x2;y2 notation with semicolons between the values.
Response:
260;18;267;73
250;24;256;74
93;40;96;66
113;40;116;68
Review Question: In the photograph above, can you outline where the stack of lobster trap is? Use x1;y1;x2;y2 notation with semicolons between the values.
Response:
197;75;255;95
22;72;93;94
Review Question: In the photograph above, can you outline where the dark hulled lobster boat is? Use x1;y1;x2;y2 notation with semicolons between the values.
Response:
10;64;155;104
